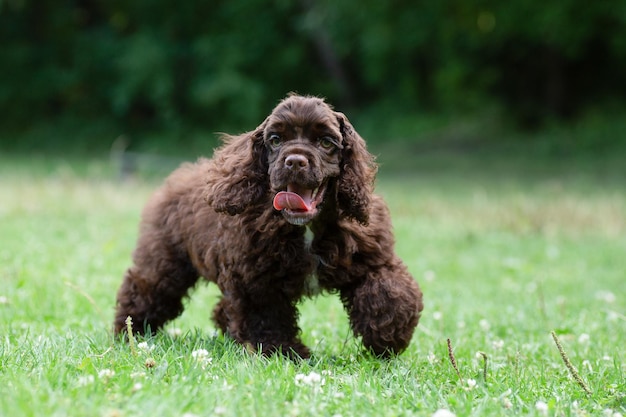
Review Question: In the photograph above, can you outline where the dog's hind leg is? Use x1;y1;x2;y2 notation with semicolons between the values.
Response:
114;251;199;336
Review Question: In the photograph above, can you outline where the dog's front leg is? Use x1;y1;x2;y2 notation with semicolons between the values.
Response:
214;287;310;360
340;262;423;357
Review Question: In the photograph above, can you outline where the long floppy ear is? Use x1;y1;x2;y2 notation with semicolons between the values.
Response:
335;112;377;225
204;119;269;215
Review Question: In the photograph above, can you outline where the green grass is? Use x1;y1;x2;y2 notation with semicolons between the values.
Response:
1;152;625;417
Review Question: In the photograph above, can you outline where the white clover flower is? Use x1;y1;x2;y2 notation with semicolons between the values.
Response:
535;401;548;415
137;341;155;352
432;409;456;417
479;319;490;331
502;397;512;409
77;375;95;386
98;369;115;380
607;311;621;322
492;339;505;350
168;327;183;337
294;371;324;386
433;311;443;321
464;378;477;391
596;291;616;303
132;382;143;392
578;333;590;344
423;270;436;282
191;349;209;359
191;349;212;368
304;371;322;385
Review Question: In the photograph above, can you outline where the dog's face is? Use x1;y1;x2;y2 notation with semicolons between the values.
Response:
264;96;344;226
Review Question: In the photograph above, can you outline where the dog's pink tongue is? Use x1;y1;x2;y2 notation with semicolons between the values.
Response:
273;191;310;212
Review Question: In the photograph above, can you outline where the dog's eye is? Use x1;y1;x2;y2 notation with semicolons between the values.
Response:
268;134;282;147
319;137;335;149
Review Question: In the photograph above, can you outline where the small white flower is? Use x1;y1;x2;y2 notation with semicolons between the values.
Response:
423;270;436;282
433;311;443;321
479;319;490;331
294;371;324;386
535;401;548;415
214;406;227;415
492;339;505;350
168;327;183;337
137;342;155;352
427;352;437;364
578;333;590;344
191;349;212;368
465;378;477;390
77;375;95;386
596;291;616;303
502;397;512;409
0;296;8;305
98;369;115;380
304;371;322;385
191;349;209;359
132;382;143;392
432;409;456;417
607;311;621;322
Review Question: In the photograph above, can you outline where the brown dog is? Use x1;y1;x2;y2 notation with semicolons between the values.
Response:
114;94;423;359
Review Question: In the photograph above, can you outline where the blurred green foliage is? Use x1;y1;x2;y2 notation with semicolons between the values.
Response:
1;0;625;148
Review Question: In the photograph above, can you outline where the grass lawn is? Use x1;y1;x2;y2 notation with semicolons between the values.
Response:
0;149;624;417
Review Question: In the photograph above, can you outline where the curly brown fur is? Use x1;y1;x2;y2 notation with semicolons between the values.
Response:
114;94;424;359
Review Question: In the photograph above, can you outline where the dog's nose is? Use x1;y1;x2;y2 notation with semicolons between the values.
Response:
285;154;309;170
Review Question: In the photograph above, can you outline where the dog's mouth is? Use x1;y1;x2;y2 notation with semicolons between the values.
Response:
272;181;327;226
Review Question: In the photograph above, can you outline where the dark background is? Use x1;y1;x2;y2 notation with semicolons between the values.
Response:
1;0;625;155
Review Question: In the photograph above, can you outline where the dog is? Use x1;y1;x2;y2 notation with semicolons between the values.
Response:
114;94;423;359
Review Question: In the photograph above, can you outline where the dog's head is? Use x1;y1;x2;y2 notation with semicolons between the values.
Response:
206;94;376;226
